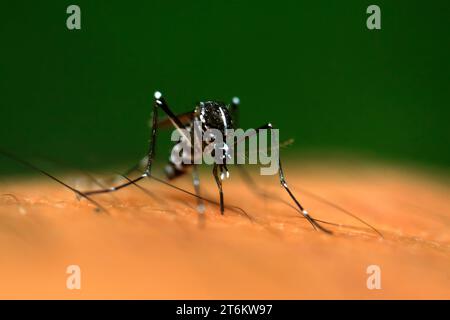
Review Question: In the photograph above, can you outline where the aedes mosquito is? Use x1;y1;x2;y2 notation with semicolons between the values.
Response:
81;91;331;233
0;91;384;237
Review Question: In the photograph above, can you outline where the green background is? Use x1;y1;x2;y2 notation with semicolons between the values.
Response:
0;1;449;175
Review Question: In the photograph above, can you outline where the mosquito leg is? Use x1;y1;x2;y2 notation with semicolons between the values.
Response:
278;156;331;233
246;123;332;233
234;121;378;235
212;164;225;215
0;149;108;213
121;156;148;178
192;164;205;214
84;91;185;196
229;96;240;128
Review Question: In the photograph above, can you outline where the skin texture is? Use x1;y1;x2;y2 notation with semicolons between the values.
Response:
0;161;449;299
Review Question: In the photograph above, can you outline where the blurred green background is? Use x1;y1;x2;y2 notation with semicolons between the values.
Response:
0;1;449;175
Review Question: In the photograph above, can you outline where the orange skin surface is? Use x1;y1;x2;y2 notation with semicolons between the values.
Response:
0;162;449;299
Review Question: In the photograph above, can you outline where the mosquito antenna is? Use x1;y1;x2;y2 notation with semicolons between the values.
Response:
0;149;108;214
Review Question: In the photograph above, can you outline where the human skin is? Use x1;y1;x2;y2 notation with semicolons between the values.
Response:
0;162;449;299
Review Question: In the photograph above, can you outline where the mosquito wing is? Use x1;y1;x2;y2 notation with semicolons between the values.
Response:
157;111;195;129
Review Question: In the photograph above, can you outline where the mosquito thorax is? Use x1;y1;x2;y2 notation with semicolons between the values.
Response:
195;101;234;133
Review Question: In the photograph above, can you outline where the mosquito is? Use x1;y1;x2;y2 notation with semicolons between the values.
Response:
79;91;332;233
0;91;383;237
